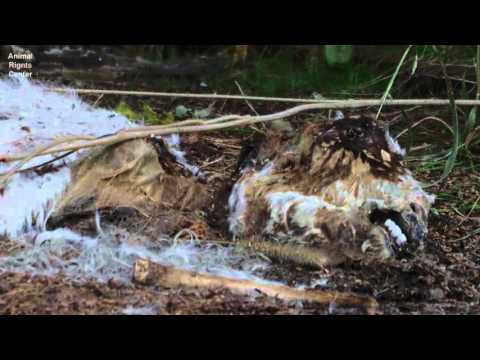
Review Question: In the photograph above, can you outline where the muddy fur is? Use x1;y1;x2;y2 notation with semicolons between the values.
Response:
228;117;435;267
49;138;209;237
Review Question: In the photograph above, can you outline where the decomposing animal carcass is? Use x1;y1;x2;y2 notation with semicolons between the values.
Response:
48;136;209;238
228;116;435;267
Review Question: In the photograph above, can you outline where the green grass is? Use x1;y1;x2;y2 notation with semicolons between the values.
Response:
213;45;479;99
209;49;391;98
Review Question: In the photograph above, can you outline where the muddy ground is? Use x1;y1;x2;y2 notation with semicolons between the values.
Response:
1;49;479;315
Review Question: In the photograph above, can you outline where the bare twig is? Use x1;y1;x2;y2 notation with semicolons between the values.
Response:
93;94;104;107
48;87;480;106
3;95;480;185
234;80;265;134
476;45;480;100
234;80;259;116
0;102;421;165
0;135;94;189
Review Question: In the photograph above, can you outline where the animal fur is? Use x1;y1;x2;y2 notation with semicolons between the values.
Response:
228;116;435;267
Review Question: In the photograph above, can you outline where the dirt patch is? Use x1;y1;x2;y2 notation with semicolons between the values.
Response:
0;271;325;315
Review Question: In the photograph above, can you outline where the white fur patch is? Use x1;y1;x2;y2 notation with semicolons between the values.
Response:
265;191;336;232
0;76;200;237
385;129;406;157
162;134;202;176
0;229;274;285
228;162;274;234
0;77;279;289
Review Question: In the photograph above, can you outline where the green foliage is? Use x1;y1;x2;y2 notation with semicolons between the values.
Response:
466;107;477;136
174;105;211;119
224;49;387;98
193;108;211;119
441;94;460;181
115;101;176;125
376;45;412;120
324;45;353;66
156;112;176;125
409;45;480;186
115;102;140;120
466;45;480;136
141;103;160;125
175;105;191;118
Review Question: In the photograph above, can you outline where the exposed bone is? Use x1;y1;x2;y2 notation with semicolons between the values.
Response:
132;259;379;314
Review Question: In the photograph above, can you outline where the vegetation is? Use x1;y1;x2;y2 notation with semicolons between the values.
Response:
120;45;480;225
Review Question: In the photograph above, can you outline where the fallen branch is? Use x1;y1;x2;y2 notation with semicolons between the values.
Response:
3;94;480;186
0;103;347;166
132;259;379;314
3;95;479;167
49;87;480;106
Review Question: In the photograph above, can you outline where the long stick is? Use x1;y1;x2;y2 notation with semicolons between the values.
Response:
2;96;480;166
48;87;480;106
0;102;394;163
132;259;379;314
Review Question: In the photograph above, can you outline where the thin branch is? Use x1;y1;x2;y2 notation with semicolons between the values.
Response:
395;116;454;139
3;97;480;171
234;80;259;116
48;87;480;106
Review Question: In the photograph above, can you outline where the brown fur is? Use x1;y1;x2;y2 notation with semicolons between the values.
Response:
229;117;433;267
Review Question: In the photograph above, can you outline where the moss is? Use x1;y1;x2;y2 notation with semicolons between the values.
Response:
115;102;140;121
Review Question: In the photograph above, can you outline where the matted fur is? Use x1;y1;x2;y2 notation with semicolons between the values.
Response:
50;139;209;236
228;117;435;265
